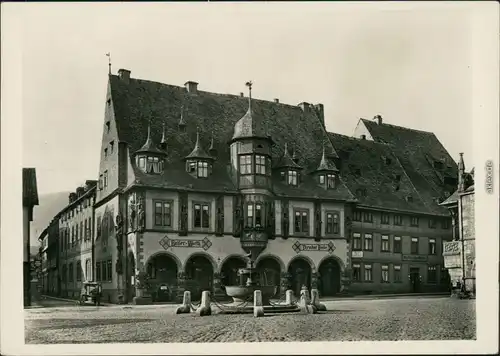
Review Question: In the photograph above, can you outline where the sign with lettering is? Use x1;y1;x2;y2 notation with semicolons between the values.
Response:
402;254;428;262
292;240;335;254
351;251;364;258
159;236;212;251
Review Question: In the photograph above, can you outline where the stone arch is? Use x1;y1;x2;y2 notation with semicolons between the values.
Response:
146;251;182;272
317;256;343;297
219;254;247;287
255;254;284;296
255;254;286;272
287;255;314;297
217;254;247;274
317;255;345;272
146;252;180;302
184;252;216;300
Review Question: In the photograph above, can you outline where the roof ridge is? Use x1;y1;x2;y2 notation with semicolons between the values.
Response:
362;118;435;135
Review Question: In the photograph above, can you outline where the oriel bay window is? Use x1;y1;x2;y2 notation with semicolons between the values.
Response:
154;200;172;227
246;202;264;228
240;155;252;174
294;209;309;234
326;211;340;234
255;155;267;175
194;203;210;228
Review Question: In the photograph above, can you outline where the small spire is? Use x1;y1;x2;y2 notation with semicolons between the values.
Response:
161;123;166;144
106;52;111;74
209;130;215;151
284;142;288;154
316;140;339;172
245;81;253;111
185;126;213;161
291;144;297;160
178;105;186;128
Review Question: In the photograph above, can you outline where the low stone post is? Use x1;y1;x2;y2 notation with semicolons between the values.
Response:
253;290;264;317
285;289;294;305
175;291;192;314
197;290;212;316
311;288;326;311
299;286;316;314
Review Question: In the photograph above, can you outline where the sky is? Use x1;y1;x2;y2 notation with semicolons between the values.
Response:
19;2;475;195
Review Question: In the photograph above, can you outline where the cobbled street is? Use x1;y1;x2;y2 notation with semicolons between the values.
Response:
25;296;475;343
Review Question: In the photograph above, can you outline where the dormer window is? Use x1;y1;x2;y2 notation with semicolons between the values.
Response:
186;159;211;178
136;154;164;174
197;161;208;178
319;175;325;184
288;170;298;186
138;157;146;170
326;174;335;188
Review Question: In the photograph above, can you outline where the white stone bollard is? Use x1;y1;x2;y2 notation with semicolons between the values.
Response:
175;291;192;314
197;290;212;316
285;290;294;305
253;290;265;317
311;288;326;312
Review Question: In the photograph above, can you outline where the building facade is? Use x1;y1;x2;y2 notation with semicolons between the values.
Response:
23;168;39;307
441;153;475;297
38;70;457;303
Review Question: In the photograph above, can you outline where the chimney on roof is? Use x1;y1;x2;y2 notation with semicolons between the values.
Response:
298;102;310;112
375;115;383;125
68;192;77;203
274;98;279;103
185;81;198;94
76;187;84;197
117;69;131;83
313;104;325;128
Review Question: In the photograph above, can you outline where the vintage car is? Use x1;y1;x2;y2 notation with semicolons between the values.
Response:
79;282;102;305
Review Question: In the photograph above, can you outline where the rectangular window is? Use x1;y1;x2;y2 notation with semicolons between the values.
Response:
255;155;266;175
193;203;210;228
394;236;402;253
363;264;372;282
319;175;325;184
107;260;112;281
394;214;403;225
381;235;390;252
363;233;373;251
326;212;340;234
381;212;390;224
381;264;389;283
76;261;82;281
102;261;107;282
394;265;402;282
239;155;252;175
96;262;101;281
247;203;254;227
288;170;298;186
197;161;208;178
363;212;373;223
103;170;108;188
110;140;115;153
411;237;419;254
68;263;73;282
352;264;361;281
352;233;362;250
428;218;436;229
255;204;263;227
294;209;309;234
326;174;335;188
428;238;437;255
427;265;437;284
154;201;172;227
410;216;419;227
353;211;362;222
441;219;450;229
138;157;146;170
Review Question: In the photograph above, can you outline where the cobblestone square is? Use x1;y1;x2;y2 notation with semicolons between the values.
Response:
25;296;475;343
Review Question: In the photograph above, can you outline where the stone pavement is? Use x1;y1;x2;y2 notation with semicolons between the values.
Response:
25;296;475;343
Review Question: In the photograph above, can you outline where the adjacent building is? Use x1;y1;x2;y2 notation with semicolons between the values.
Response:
441;153;475;297
37;69;457;303
23;168;39;307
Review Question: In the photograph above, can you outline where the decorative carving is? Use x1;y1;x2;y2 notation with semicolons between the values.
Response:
178;192;188;236
282;200;289;239
137;196;145;232
128;193;137;231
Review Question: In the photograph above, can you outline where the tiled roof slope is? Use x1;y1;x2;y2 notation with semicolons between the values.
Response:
328;133;448;215
22;168;39;207
109;74;353;200
361;119;457;214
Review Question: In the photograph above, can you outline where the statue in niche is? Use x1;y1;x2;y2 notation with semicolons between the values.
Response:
137;197;145;232
180;203;188;233
315;208;322;238
115;214;123;251
128;194;137;230
216;208;224;235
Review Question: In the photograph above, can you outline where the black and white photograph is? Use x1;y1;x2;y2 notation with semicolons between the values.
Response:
1;1;499;355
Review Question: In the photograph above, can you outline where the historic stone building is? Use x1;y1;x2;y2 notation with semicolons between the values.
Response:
38;69;458;303
55;181;97;299
23;168;39;307
88;69;456;303
441;153;475;296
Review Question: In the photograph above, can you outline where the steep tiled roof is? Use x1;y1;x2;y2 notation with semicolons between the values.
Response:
275;143;302;170
360;119;457;213
185;129;213;160
328;133;449;216
22;168;39;207
109;74;350;198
